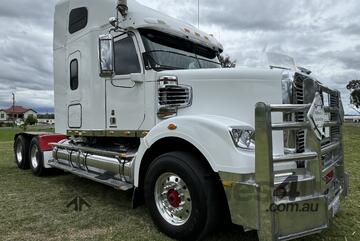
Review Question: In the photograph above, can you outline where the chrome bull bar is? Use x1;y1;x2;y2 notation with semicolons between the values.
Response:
255;101;347;241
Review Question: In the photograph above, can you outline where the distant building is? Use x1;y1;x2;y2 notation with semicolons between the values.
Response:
344;115;360;123
0;106;37;122
37;113;55;125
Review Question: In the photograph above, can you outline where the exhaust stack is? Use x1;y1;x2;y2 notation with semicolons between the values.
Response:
117;0;128;17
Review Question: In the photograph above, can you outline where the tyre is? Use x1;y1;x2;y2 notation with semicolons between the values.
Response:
144;151;221;241
14;135;30;169
29;137;46;176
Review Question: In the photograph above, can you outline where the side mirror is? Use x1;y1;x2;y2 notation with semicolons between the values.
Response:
98;34;114;77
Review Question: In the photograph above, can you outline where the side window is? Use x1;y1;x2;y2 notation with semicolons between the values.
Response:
70;59;79;90
114;36;141;75
69;7;88;34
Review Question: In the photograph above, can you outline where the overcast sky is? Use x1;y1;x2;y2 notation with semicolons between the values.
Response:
0;0;359;114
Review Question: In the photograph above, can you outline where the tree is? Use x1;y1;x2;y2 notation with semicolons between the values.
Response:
218;54;236;68
347;80;360;113
25;115;37;126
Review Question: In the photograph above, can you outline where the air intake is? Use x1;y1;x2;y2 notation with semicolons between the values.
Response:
157;76;192;119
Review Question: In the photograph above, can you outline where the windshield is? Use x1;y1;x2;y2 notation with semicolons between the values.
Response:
140;29;221;71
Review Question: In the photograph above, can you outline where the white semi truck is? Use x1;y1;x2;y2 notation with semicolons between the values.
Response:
13;0;348;240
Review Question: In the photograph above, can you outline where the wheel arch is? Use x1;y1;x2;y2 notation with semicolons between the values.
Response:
134;115;256;188
133;136;231;221
138;136;215;192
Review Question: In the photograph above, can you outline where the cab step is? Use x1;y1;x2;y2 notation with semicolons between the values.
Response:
48;159;133;191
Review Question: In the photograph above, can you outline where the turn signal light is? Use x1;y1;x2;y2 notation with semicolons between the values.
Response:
168;123;177;130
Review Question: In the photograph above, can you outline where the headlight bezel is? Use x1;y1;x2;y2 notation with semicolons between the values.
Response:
229;127;256;151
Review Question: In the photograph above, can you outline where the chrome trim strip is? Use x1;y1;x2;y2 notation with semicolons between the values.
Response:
273;152;318;163
272;122;310;131
321;142;340;154
67;129;149;138
270;104;311;112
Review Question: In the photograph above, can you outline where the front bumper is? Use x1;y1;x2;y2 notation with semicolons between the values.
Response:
220;98;348;241
221;171;348;241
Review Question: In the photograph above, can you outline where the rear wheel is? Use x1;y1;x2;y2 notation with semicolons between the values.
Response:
29;137;46;176
144;151;221;241
14;135;30;169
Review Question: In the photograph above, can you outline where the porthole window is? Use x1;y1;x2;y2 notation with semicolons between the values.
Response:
70;59;79;90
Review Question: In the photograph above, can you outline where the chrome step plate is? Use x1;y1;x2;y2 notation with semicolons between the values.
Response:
48;160;133;191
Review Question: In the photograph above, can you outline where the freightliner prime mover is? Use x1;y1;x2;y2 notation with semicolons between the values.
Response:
13;0;349;240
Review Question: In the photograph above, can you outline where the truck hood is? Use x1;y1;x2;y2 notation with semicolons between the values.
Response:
157;67;285;154
158;67;284;126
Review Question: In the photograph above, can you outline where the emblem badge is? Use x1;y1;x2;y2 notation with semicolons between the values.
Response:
307;92;328;140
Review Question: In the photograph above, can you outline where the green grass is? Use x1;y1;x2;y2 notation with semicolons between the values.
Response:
0;126;54;142
0;126;359;241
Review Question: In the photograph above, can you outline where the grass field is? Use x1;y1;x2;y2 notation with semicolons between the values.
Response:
0;126;359;241
0;126;54;142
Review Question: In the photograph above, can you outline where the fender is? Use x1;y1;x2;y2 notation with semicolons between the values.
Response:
134;115;256;187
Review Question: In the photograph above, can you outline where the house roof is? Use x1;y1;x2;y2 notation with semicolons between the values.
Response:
0;106;37;114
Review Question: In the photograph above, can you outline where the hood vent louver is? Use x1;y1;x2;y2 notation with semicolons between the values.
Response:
157;76;192;119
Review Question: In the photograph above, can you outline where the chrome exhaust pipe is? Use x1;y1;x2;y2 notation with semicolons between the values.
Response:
117;0;128;17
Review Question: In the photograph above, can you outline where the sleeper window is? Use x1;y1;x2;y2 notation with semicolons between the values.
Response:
69;7;88;34
70;59;78;90
114;36;141;75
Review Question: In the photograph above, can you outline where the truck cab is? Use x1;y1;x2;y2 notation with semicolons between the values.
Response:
13;0;348;240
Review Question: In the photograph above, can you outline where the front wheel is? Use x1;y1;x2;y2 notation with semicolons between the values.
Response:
144;151;221;241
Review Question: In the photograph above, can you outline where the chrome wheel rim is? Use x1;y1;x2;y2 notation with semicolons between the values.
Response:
16;142;23;164
154;173;192;226
30;145;39;169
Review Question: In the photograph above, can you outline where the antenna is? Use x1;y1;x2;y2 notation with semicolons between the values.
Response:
197;0;200;29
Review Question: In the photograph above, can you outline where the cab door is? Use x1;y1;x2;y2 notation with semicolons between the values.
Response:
105;34;145;130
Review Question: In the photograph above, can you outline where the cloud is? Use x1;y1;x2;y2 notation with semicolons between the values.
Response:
0;0;56;111
0;0;359;115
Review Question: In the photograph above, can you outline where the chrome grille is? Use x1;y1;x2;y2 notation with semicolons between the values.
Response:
330;92;341;141
293;75;305;153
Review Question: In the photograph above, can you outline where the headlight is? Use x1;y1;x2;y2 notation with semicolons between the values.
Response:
282;71;294;104
229;128;255;151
